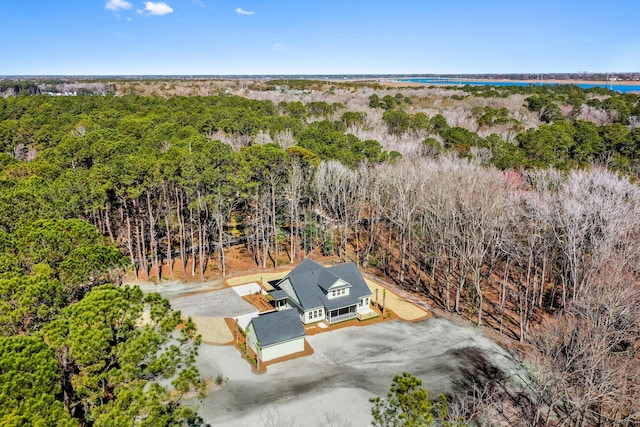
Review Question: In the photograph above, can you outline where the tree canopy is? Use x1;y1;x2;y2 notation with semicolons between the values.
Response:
371;373;465;427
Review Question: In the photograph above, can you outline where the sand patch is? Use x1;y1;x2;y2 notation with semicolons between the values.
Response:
365;279;429;321
192;317;234;344
225;270;293;290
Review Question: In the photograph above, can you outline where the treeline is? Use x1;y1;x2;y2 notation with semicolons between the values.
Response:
0;220;205;424
0;94;392;278
0;79;115;96
349;159;640;424
374;89;640;173
1;85;640;425
0;91;393;426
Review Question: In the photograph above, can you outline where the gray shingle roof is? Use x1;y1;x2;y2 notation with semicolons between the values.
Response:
327;263;372;299
276;259;372;312
278;259;327;310
250;309;305;347
268;290;289;301
317;269;341;292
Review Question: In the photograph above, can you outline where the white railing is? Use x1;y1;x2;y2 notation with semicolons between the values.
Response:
329;312;357;324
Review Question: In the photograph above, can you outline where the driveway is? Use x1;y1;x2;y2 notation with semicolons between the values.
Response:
137;279;226;299
170;288;258;318
192;317;527;426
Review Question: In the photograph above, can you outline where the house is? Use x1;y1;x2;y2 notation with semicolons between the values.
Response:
270;259;373;324
246;309;306;363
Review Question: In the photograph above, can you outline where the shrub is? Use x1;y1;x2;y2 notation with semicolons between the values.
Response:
215;374;225;385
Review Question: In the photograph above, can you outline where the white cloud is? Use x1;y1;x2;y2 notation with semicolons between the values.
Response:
235;7;255;15
144;2;174;15
105;0;132;11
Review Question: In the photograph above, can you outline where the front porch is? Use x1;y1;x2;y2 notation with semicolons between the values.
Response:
327;305;357;324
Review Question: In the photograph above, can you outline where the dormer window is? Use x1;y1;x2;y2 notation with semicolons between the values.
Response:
329;287;349;298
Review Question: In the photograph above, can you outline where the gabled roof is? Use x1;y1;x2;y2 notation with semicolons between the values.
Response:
317;269;341;292
327;263;372;299
276;259;328;310
275;259;372;312
249;309;305;347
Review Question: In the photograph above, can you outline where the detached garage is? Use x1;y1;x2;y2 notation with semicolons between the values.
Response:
246;309;306;363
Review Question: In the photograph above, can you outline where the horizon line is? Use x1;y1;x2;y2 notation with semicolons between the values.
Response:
2;72;640;79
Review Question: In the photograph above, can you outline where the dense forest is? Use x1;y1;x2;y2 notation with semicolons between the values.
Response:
1;79;639;426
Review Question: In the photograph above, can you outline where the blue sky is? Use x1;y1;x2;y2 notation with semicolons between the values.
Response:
1;0;639;75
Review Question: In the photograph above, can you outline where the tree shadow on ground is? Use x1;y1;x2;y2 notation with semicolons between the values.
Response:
449;347;536;426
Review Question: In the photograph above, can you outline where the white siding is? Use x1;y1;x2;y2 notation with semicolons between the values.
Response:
326;279;351;299
303;307;325;324
327;286;351;299
330;278;349;289
275;299;290;311
278;278;300;304
235;312;260;330
246;323;259;355
357;297;371;314
260;337;305;362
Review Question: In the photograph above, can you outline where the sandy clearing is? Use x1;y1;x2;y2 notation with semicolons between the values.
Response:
365;279;429;321
191;317;234;344
225;270;292;290
223;269;429;321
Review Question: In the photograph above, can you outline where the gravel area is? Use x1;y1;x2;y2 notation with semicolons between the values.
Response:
192;317;527;427
137;279;226;299
170;288;258;318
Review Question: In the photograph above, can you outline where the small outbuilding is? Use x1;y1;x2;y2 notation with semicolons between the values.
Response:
246;309;306;363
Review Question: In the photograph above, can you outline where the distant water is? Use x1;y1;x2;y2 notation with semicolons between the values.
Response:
397;78;640;93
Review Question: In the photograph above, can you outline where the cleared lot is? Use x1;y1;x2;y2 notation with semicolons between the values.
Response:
365;279;429;321
169;288;258;318
190;317;234;344
137;279;226;299
138;277;523;426
225;270;292;290
193;317;526;427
